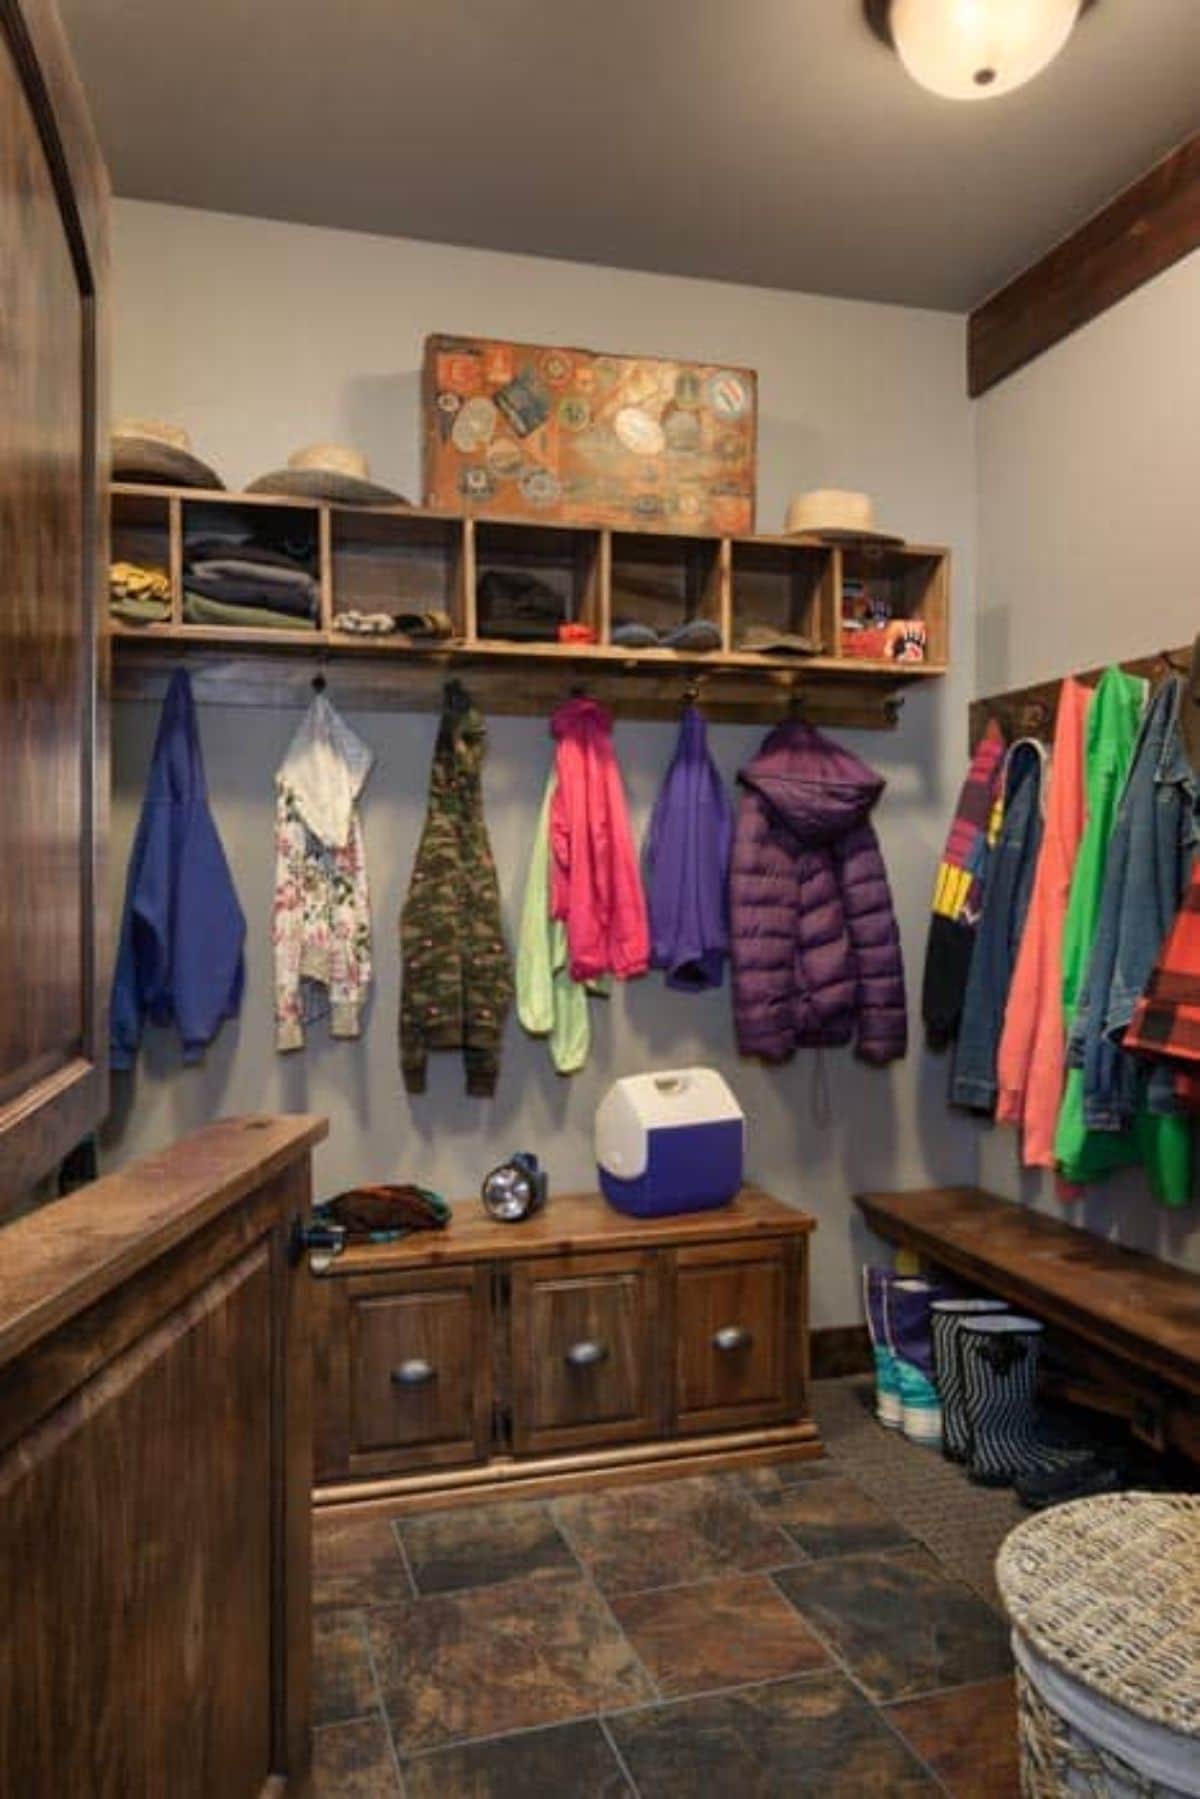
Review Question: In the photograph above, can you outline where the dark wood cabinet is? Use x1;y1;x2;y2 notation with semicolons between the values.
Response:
673;1240;801;1433
311;1189;818;1504
510;1251;663;1454
0;0;110;1204
346;1266;492;1473
0;1115;325;1797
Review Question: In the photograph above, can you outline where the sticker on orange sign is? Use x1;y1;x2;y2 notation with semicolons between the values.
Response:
437;351;483;397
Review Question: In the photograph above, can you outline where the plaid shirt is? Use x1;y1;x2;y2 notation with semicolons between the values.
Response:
1124;856;1200;1108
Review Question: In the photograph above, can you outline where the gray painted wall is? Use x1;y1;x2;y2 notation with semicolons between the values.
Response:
105;198;981;1327
975;250;1200;1270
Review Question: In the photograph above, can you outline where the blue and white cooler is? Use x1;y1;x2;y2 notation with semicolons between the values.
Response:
594;1068;745;1219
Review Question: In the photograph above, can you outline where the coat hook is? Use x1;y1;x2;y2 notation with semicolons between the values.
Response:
311;670;327;695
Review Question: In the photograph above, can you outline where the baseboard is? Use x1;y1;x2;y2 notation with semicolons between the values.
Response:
811;1324;871;1379
314;1419;823;1514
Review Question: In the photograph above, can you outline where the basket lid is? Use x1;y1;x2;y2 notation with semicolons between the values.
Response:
996;1493;1200;1738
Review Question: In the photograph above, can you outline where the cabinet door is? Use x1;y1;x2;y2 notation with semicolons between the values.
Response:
510;1252;663;1454
673;1239;800;1432
346;1266;491;1474
0;0;109;1204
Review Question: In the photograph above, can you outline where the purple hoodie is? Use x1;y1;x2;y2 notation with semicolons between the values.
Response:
730;719;907;1064
645;706;734;990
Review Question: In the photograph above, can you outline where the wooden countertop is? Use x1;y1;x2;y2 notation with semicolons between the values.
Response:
0;1114;327;1370
856;1186;1200;1396
321;1185;813;1277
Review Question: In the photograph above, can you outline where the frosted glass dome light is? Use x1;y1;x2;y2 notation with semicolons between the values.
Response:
889;0;1082;100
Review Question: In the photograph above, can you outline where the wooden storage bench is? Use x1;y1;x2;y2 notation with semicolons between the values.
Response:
311;1188;818;1506
855;1187;1200;1463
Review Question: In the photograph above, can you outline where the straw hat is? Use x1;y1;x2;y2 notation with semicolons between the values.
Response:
783;489;903;545
246;444;407;506
111;419;224;490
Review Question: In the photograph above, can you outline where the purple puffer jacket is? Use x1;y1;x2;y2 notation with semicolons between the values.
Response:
731;719;907;1065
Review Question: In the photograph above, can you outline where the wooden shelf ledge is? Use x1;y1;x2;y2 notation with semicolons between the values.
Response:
108;627;933;728
110;483;949;727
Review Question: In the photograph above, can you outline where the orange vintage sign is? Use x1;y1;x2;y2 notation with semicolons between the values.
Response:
422;334;757;532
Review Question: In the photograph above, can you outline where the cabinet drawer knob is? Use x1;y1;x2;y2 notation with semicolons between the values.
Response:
713;1325;752;1353
391;1358;435;1386
565;1339;608;1369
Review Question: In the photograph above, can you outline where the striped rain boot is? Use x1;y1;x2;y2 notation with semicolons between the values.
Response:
863;1266;902;1429
959;1315;1093;1488
930;1298;1009;1463
887;1278;945;1449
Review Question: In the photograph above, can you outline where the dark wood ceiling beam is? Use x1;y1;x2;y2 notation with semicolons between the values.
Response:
968;132;1200;398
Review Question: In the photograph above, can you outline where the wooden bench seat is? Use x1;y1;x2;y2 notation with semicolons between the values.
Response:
854;1187;1200;1462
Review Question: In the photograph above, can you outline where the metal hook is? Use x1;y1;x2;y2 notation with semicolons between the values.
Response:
311;670;327;695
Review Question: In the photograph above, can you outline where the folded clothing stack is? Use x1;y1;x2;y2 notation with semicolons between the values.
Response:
477;569;564;641
313;1183;450;1244
183;534;319;630
110;560;171;625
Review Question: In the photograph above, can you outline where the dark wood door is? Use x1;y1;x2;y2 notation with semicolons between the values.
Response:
0;0;109;1206
673;1240;800;1432
510;1251;663;1454
347;1266;492;1474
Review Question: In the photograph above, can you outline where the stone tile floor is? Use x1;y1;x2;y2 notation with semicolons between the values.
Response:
311;1378;1022;1796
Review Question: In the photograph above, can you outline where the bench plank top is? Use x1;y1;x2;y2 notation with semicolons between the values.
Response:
855;1186;1200;1397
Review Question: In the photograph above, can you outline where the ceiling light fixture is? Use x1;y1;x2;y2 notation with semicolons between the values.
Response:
864;0;1089;102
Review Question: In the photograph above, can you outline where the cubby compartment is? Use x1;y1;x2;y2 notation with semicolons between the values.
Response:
729;538;834;660
332;510;466;641
472;519;602;645
110;487;174;626
608;530;725;654
180;496;321;634
838;543;948;669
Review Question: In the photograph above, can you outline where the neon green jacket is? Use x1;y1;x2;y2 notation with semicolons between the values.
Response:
516;773;606;1074
1054;667;1191;1202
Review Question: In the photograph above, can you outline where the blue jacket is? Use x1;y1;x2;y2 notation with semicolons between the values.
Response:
110;670;246;1069
645;706;733;990
1069;675;1199;1127
951;738;1045;1113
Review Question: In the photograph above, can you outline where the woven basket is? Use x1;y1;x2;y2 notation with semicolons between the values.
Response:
997;1493;1200;1798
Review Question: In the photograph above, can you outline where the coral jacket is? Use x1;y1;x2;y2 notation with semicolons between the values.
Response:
550;696;649;982
994;677;1090;1166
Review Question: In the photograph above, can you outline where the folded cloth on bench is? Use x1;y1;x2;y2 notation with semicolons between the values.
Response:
315;1184;450;1240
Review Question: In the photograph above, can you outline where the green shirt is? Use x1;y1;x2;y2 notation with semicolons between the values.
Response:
1054;667;1191;1203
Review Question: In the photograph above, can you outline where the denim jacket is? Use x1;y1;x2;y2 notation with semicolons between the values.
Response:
951;739;1045;1113
1068;676;1200;1128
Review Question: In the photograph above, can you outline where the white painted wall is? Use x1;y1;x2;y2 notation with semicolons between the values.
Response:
975;251;1200;1269
105;198;980;1327
977;251;1200;689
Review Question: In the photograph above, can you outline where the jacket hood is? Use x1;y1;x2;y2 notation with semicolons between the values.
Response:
551;694;613;740
278;693;373;848
738;718;884;843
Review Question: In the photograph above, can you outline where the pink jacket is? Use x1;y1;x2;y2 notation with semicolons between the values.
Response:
994;677;1090;1167
550;697;649;981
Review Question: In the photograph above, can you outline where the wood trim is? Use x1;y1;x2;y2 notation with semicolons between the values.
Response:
313;1419;823;1512
308;1188;814;1281
810;1324;871;1380
969;132;1200;397
969;643;1189;751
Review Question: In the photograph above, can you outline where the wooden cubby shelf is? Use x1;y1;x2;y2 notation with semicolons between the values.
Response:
108;484;949;729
